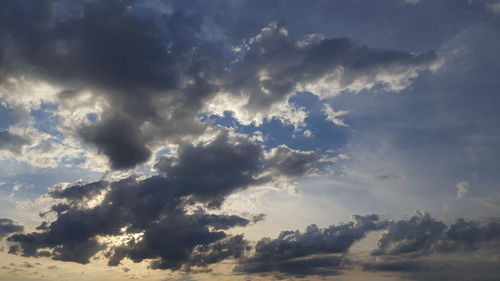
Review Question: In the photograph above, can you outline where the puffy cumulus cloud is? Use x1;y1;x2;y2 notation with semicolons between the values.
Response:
211;22;439;126
6;132;323;270
153;133;265;208
373;212;500;256
6;204;500;277
0;0;222;169
0;218;24;238
237;214;386;275
233;213;500;278
0;130;30;153
0;1;439;170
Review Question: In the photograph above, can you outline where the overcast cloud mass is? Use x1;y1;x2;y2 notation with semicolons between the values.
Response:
1;1;500;280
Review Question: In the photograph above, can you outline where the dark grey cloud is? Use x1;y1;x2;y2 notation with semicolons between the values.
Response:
0;130;30;153
9;174;251;266
7;132;321;269
107;218;249;270
7;204;500;276
0;218;24;238
52;238;104;264
0;0;222;168
265;145;320;178
48;180;107;202
373;212;500;256
235;213;500;277
79;116;151;169
0;0;439;169
237;214;385;274
154;133;265;207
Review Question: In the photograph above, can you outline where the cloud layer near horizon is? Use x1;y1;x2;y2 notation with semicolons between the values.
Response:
7;132;322;270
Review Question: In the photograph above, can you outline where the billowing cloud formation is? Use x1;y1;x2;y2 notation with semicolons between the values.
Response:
0;0;221;169
7;197;500;276
7;1;493;280
0;0;438;169
237;214;385;275
373;212;500;256
213;22;439;125
234;212;500;277
0;218;24;238
7;132;321;270
154;133;265;208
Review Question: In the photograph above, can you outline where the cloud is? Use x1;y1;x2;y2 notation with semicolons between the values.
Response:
0;1;439;170
0;0;220;168
47;181;107;203
213;22;439;126
456;181;470;199
79;115;152;169
405;0;421;5
323;104;349;127
0;130;30;153
0;218;24;238
373;212;500;256
6;203;500;277
237;214;385;274
265;145;320;178
234;212;500;277
362;260;428;272
7;132;322;269
487;2;500;14
154;133;266;207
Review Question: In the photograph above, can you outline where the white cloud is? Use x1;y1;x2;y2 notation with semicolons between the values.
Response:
323;104;349;127
456;181;470;199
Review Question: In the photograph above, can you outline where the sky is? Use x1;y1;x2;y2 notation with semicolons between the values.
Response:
1;0;500;280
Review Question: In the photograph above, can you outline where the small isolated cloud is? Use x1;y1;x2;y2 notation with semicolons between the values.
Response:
323;104;349;127
456;181;470;199
303;129;313;138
